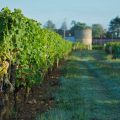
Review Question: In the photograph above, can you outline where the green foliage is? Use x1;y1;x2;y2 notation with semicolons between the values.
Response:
44;20;56;31
109;16;120;38
0;8;72;88
92;45;104;50
105;42;120;58
92;24;105;38
72;42;88;51
70;21;91;36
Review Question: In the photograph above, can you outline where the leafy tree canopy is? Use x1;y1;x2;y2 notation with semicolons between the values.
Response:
109;16;120;38
44;20;56;31
70;20;90;36
92;24;105;38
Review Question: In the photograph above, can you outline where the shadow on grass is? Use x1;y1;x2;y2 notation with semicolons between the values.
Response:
36;50;120;120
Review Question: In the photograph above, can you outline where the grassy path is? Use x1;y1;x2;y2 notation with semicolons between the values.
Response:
37;50;120;120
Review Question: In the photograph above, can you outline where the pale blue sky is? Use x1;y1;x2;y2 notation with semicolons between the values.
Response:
0;0;120;29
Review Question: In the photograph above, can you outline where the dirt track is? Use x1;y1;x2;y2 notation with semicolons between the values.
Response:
38;50;120;120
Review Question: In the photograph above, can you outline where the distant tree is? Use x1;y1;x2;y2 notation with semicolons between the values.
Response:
109;16;120;38
61;21;67;31
92;24;105;38
61;20;67;38
70;21;90;36
44;20;56;31
56;29;63;36
105;31;112;38
71;20;76;26
71;21;87;30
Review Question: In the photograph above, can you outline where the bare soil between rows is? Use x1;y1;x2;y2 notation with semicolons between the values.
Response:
10;67;61;120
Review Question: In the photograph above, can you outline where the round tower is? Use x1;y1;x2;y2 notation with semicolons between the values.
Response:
75;28;92;50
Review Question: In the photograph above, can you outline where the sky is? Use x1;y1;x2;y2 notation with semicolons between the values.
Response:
0;0;120;29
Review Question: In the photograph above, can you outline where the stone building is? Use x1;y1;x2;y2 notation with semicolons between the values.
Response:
74;28;92;50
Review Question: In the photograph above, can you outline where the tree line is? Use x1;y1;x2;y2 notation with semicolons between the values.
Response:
44;16;120;39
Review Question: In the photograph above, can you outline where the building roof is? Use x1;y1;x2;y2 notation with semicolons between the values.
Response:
65;36;76;42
